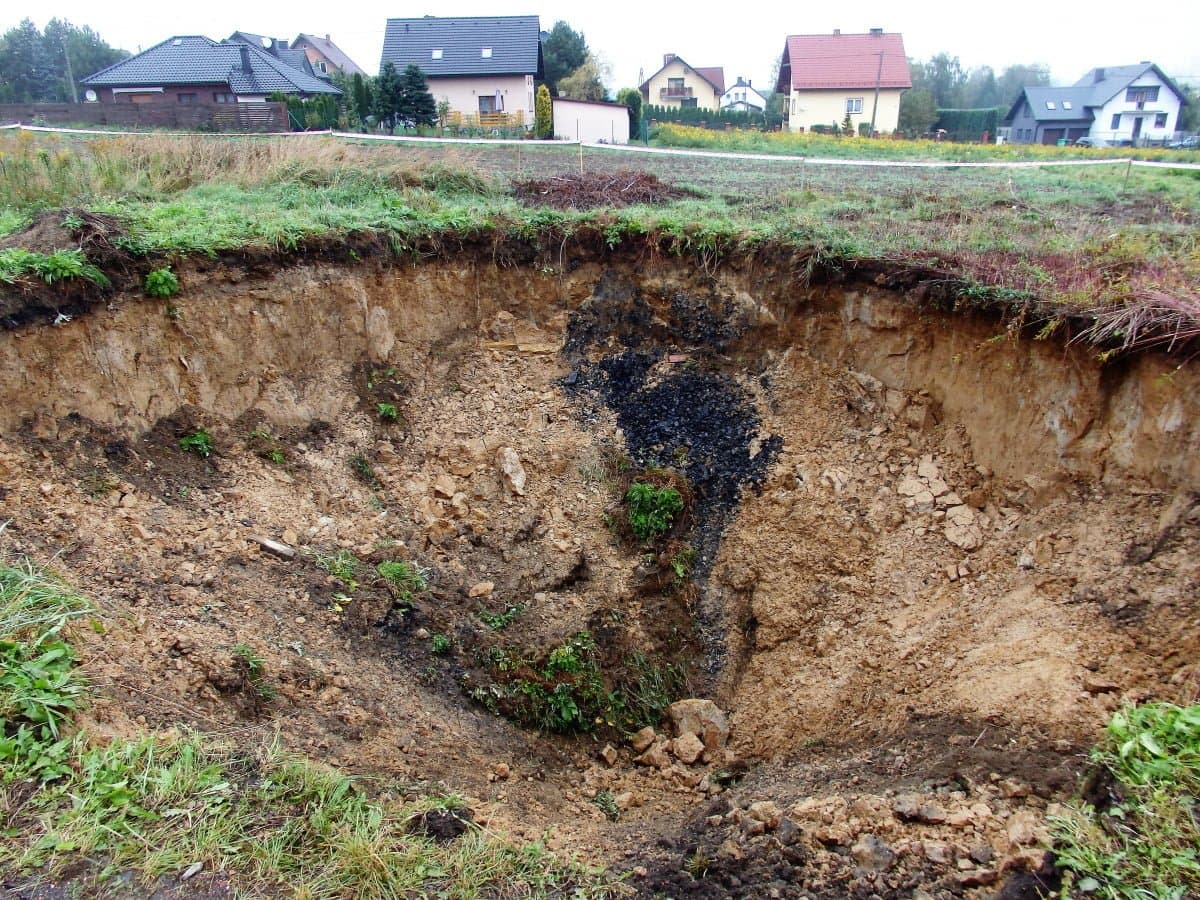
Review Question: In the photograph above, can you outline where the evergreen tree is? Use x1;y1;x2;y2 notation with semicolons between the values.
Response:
535;83;552;139
397;64;437;128
373;62;403;131
0;19;55;102
616;87;642;139
541;21;587;94
352;72;372;123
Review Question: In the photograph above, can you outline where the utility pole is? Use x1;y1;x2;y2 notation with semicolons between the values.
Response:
868;50;884;137
62;37;78;103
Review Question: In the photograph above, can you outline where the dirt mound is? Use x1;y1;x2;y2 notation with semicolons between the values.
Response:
512;170;692;209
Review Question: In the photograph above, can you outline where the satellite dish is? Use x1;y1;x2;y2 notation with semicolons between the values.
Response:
84;89;97;102
261;37;272;49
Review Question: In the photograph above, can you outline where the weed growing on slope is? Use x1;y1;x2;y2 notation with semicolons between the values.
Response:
178;428;214;458
1051;703;1200;899
143;266;179;298
626;480;685;543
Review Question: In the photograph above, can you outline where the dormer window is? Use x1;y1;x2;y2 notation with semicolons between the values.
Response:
1062;100;1072;110
431;48;443;59
481;47;492;58
1046;101;1056;110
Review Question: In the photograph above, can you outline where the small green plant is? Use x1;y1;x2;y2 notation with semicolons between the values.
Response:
248;428;286;465
230;643;275;702
591;790;620;822
670;546;698;582
377;402;399;422
80;468;119;498
430;633;451;655
686;850;711;880
178;428;213;458
350;452;379;487
478;604;524;631
143;267;180;298
1051;703;1200;899
377;560;428;601
626;481;685;543
313;549;361;591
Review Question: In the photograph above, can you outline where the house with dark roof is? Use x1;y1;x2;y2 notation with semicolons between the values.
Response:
1005;62;1186;146
721;77;766;113
81;35;341;105
227;32;317;78
640;55;725;112
379;15;542;126
775;29;910;134
292;34;366;78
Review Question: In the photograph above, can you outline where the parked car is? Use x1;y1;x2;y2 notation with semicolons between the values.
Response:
1168;136;1199;150
1074;136;1104;147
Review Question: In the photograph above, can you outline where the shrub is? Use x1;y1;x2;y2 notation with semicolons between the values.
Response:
143;267;179;298
535;84;552;139
377;560;428;601
178;428;213;458
626;481;684;542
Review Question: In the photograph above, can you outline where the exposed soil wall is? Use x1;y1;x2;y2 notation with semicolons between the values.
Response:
2;254;1196;492
1;249;1197;897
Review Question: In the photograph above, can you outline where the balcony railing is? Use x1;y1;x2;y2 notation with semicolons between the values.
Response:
660;86;694;99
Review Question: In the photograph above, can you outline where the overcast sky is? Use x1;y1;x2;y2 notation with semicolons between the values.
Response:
6;1;1200;91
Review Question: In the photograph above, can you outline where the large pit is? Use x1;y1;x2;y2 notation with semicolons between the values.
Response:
2;248;1197;897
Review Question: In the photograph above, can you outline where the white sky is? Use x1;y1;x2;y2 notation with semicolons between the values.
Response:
6;1;1200;92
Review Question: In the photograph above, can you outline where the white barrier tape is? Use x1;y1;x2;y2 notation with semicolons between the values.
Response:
5;122;1199;170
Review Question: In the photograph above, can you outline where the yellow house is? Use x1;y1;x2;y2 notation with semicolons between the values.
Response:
640;54;725;113
776;29;911;135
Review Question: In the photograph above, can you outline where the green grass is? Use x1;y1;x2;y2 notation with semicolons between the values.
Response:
0;554;614;897
2;131;1198;319
377;560;428;601
1051;703;1200;899
626;481;684;543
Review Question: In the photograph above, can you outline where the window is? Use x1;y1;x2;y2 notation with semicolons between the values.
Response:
1154;112;1167;128
481;47;492;58
681;97;697;108
177;93;197;105
1111;113;1121;130
846;97;863;114
431;48;443;59
317;61;328;73
1125;86;1159;103
1046;101;1055;110
1062;100;1072;110
212;92;236;103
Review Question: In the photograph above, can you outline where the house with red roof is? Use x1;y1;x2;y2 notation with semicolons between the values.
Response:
776;28;911;135
640;54;725;113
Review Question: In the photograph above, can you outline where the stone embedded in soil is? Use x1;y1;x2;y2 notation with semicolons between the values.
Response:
630;725;657;753
893;794;948;824
468;581;495;598
670;732;705;765
433;473;457;498
747;800;783;830
636;740;671;769
850;834;896;872
495;447;526;495
897;476;925;497
666;699;730;752
599;744;619;766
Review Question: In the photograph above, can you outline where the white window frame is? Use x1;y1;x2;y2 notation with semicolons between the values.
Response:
846;97;863;114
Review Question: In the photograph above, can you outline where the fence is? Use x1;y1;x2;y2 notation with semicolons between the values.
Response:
0;102;289;133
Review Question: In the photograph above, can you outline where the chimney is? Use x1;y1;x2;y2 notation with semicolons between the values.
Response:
326;34;331;41
1094;67;1105;83
869;27;884;36
832;29;840;35
239;44;251;72
664;53;676;66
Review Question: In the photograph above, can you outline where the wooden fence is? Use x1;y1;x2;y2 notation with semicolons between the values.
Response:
0;102;289;132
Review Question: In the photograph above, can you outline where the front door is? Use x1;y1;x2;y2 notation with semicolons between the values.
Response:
1132;117;1144;142
478;95;495;114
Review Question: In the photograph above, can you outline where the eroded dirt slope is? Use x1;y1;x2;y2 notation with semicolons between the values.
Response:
1;252;1197;897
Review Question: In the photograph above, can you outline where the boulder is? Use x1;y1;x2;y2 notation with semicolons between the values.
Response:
667;699;730;752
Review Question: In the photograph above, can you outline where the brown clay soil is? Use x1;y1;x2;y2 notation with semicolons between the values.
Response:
1;246;1198;898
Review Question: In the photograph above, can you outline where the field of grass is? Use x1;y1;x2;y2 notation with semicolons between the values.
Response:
650;123;1200;163
0;552;613;897
1;129;1198;350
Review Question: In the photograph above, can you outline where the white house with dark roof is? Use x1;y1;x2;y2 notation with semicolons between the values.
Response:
379;15;542;125
1005;62;1187;145
81;35;340;104
721;77;766;113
